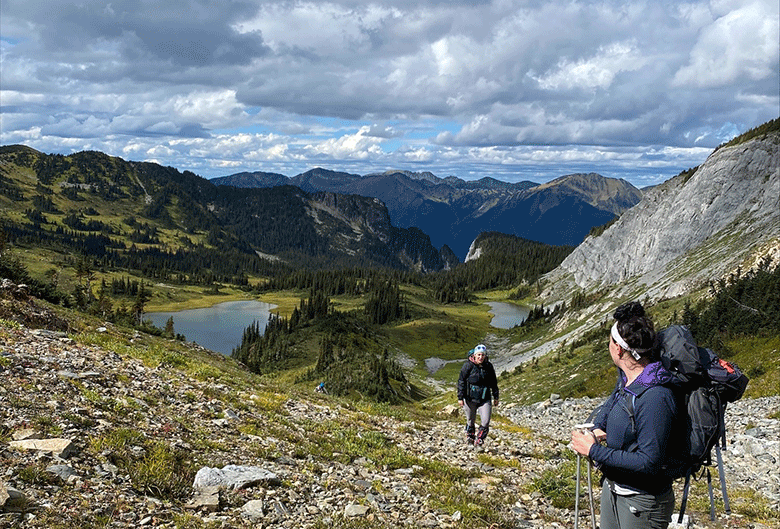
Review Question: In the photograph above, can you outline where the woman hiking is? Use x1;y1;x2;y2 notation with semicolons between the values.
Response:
457;344;499;446
570;301;684;529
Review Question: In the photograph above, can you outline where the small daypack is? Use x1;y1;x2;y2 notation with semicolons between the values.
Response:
655;325;749;523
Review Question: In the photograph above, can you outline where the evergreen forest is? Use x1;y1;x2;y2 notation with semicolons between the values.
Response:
1;139;779;406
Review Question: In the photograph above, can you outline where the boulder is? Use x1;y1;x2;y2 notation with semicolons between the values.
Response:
8;438;76;458
193;465;279;491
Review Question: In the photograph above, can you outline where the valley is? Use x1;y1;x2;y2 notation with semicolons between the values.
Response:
0;119;779;528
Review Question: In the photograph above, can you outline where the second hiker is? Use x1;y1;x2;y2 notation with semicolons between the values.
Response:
570;301;685;529
457;344;499;446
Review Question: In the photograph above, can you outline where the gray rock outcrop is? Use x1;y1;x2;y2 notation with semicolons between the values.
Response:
544;133;780;300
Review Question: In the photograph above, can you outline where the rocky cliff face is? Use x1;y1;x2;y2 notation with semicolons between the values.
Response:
307;192;456;271
543;133;780;300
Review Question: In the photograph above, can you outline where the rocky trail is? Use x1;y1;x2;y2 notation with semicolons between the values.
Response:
1;318;778;528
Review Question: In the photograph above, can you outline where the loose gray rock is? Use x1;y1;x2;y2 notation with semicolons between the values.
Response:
193;465;279;491
241;499;265;519
186;486;221;512
46;464;77;481
344;503;370;517
8;438;75;458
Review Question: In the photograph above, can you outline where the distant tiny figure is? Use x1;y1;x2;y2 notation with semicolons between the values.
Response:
457;344;499;446
315;382;327;394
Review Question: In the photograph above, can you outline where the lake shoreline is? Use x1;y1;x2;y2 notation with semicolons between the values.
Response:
145;300;278;356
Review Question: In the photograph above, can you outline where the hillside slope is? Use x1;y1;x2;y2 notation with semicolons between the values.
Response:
0;146;455;274
1;288;777;528
542;127;780;301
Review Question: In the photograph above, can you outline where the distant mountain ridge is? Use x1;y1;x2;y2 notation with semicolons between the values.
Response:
213;169;642;258
0;146;456;275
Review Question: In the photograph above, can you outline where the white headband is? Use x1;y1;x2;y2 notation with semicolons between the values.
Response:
611;322;648;361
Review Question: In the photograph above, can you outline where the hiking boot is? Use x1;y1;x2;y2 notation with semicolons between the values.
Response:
465;425;475;445
476;426;488;446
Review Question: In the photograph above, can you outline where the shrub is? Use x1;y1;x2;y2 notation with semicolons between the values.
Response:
130;441;193;499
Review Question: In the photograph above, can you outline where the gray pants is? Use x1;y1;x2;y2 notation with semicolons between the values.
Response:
600;480;675;529
462;399;492;431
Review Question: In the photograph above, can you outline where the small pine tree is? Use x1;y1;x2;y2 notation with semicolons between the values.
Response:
164;317;175;338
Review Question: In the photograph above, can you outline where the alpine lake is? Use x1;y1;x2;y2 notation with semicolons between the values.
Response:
144;300;277;356
146;300;528;357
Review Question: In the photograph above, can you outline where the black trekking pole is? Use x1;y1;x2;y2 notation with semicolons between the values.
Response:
573;423;597;529
587;455;596;529
575;452;581;529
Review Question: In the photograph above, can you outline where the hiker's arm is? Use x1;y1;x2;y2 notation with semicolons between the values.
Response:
591;388;618;432
490;364;499;402
457;364;468;402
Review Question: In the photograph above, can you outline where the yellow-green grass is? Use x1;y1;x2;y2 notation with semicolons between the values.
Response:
721;333;780;398
255;290;367;318
145;284;258;312
6;238;270;314
383;318;488;378
499;337;617;406
476;289;523;302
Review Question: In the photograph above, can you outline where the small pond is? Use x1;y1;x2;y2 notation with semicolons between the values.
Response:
486;301;529;329
425;302;530;375
145;300;277;356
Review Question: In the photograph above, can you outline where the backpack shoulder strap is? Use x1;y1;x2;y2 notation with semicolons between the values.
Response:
625;392;637;432
621;391;639;449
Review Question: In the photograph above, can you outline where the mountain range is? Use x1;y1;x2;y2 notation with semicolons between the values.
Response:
2;118;776;300
211;169;643;259
0;146;456;274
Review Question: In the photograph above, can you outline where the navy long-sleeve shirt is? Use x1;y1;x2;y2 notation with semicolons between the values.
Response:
589;362;685;495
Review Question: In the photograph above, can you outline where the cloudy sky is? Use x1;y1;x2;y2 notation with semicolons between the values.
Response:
1;0;777;186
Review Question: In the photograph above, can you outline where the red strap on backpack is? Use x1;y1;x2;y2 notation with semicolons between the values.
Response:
717;358;736;374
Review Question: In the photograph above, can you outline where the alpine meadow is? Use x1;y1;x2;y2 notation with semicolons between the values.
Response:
0;119;778;529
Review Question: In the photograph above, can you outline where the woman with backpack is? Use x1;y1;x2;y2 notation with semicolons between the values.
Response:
570;301;684;529
457;344;499;446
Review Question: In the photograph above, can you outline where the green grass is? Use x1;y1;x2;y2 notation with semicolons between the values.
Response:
16;462;63;486
718;333;780;398
145;284;259;312
380;298;492;379
89;428;194;500
527;457;579;509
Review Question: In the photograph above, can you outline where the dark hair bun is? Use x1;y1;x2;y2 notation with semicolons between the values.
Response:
613;301;646;322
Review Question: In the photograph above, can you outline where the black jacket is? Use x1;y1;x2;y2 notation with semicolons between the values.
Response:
457;358;499;403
